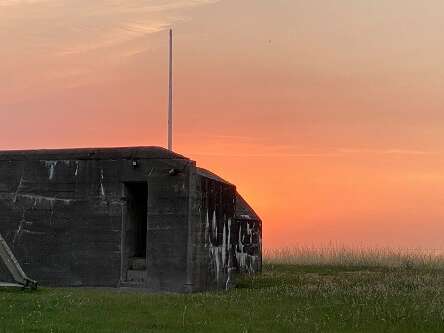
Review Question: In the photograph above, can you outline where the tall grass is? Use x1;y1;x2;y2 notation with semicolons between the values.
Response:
3;250;444;332
264;245;444;269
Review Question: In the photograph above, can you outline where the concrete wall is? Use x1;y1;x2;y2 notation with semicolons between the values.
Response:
0;152;191;289
189;174;236;291
144;161;195;292
234;218;262;274
188;174;263;292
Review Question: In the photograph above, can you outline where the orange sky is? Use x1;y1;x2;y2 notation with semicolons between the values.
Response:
1;0;444;249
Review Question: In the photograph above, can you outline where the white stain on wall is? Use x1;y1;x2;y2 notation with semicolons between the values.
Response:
44;161;58;180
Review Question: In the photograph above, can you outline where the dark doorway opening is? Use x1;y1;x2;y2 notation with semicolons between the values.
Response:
125;182;148;259
122;182;148;286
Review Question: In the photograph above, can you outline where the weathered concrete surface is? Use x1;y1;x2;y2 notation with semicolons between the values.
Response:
234;193;263;274
0;147;190;289
190;169;236;291
0;147;262;292
191;169;262;291
144;161;194;292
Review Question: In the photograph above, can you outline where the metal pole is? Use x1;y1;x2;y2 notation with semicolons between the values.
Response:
168;29;173;151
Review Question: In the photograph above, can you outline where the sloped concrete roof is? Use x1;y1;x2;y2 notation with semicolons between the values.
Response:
236;192;261;222
0;146;188;161
197;168;260;222
197;167;234;186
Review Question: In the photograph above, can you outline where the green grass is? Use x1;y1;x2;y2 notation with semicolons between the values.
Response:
2;263;444;332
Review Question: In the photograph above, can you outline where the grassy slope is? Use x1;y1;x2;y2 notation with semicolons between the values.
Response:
1;264;444;332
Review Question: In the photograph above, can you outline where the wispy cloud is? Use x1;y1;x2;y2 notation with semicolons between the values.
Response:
54;1;219;55
184;139;440;158
189;149;440;158
338;148;438;156
190;152;343;158
0;0;48;6
57;21;171;56
0;0;220;97
178;133;440;158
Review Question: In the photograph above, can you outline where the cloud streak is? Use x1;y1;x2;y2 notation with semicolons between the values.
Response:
0;0;220;97
187;142;439;158
56;22;170;56
0;0;48;6
54;1;219;55
337;148;438;156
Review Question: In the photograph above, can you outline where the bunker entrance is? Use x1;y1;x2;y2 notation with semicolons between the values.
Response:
123;182;148;286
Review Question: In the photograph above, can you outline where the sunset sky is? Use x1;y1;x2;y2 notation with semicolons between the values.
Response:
1;0;444;249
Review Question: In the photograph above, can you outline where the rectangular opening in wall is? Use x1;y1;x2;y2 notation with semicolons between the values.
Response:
123;182;148;286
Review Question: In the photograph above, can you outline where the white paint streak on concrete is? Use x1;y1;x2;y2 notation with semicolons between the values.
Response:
13;219;24;245
74;161;80;176
212;210;217;239
205;209;210;247
227;218;231;250
236;252;247;269
13;208;45;241
13;209;27;244
246;222;253;243
222;222;227;266
99;169;105;198
238;227;243;252
13;174;24;203
210;245;222;283
22;230;45;236
17;194;73;205
44;161;58;180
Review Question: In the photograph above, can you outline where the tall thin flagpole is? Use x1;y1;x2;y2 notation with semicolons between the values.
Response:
168;29;173;151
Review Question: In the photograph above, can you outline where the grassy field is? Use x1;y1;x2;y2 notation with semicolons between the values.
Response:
2;249;444;332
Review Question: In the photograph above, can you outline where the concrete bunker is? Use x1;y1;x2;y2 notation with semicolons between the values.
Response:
0;147;262;292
